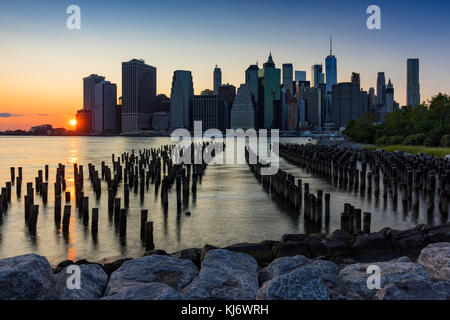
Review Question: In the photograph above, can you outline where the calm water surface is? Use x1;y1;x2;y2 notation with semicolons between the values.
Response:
0;136;445;265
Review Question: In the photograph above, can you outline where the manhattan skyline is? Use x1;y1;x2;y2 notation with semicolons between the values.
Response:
1;0;450;130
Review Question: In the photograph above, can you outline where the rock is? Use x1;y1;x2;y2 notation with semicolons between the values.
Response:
171;248;201;268
105;255;198;296
375;279;450;300
274;241;308;258
54;260;74;274
102;258;132;276
181;249;259;300
338;257;429;299
303;236;329;257
423;224;450;243
0;254;55;299
258;255;338;285
352;228;391;254
417;242;450;281
53;264;108;300
322;238;351;257
387;226;426;250
256;266;330;300
200;244;218;261
322;276;364;300
101;282;185;300
280;233;307;243
224;241;278;264
143;249;168;257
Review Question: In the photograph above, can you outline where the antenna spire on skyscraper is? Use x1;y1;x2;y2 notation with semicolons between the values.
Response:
330;35;333;55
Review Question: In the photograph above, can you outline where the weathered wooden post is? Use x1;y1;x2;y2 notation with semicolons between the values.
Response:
325;193;330;220
16;177;22;196
29;205;39;234
340;212;349;233
363;212;371;233
42;182;48;204
119;209;127;238
354;209;362;233
124;184;130;208
140;209;148;239
54;195;62;224
145;221;155;251
65;191;71;203
82;197;89;226
62;205;71;234
10;167;15;184
45;165;49;181
24;195;30;222
114;198;121;224
91;208;99;235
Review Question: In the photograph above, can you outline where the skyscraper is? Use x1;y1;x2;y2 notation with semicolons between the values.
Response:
332;82;362;130
213;65;222;94
170;70;194;130
385;79;394;113
311;64;324;88
407;58;420;107
298;86;322;128
83;74;105;111
230;84;255;130
245;63;259;104
192;95;226;131
282;63;294;95
351;72;361;86
94;81;117;133
258;53;281;129
122;59;157;132
376;72;386;107
295;71;306;82
325;37;337;93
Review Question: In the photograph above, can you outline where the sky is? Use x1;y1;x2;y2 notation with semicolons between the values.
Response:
0;0;449;130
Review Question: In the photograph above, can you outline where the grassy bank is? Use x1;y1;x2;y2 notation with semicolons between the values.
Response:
363;145;450;158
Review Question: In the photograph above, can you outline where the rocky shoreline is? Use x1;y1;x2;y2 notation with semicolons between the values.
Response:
1;223;449;300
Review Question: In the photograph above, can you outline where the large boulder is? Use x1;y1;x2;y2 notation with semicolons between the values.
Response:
181;249;259;300
338;256;429;299
102;258;132;276
53;264;108;300
387;226;426;250
101;282;185;300
274;241;308;258
200;244;219;262
423;224;450;243
256;255;338;300
352;228;392;254
257;266;330;300
224;241;278;264
417;242;450;281
258;255;338;285
322;276;364;300
0;254;56;299
105;255;198;296
171;248;201;268
375;279;450;300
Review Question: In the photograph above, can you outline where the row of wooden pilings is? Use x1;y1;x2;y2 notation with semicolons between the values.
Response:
2;142;220;250
279;143;449;216
245;147;333;229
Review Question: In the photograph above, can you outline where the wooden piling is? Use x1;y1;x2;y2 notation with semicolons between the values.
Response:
145;221;155;251
363;212;371;233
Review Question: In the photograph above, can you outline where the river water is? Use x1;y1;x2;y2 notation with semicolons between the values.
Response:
0;136;444;265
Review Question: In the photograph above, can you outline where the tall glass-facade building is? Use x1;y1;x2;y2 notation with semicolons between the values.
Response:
170;70;194;130
258;53;281;129
122;59;156;132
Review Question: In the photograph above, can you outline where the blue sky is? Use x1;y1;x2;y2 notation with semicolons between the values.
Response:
0;0;449;129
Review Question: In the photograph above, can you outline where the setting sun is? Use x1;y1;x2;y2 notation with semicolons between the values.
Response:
70;119;77;127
